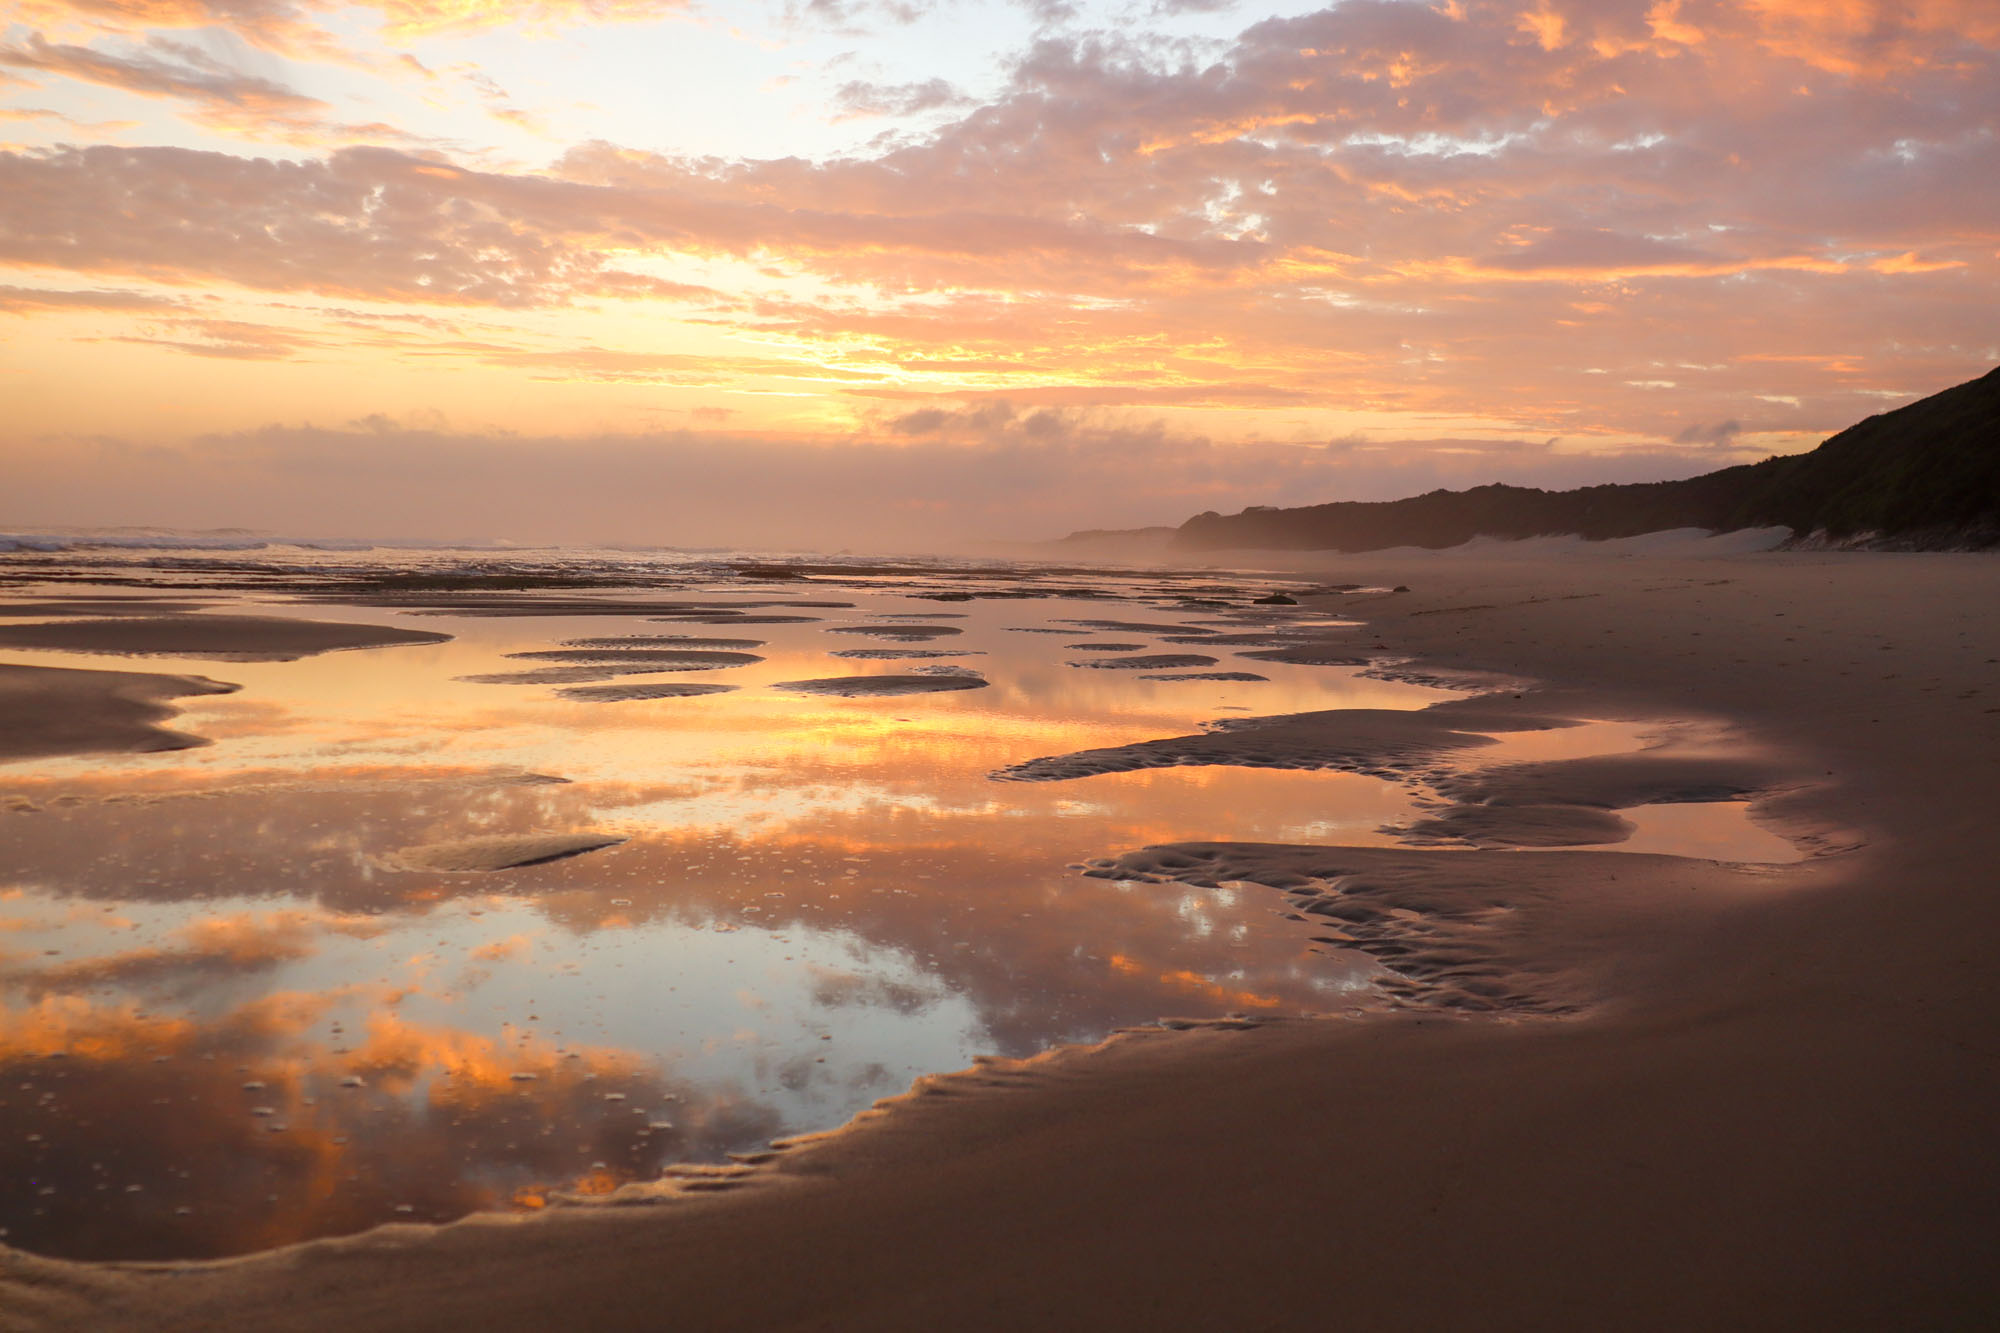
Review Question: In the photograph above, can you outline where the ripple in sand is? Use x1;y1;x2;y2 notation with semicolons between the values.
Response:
1139;671;1269;682
0;615;450;662
1064;642;1146;651
387;833;625;872
560;636;764;650
506;649;762;669
826;624;964;641
556;682;740;702
1161;632;1307;646
1390;804;1636;848
0;599;213;617
1236;645;1370;666
1067;654;1219;670
653;614;821;624
457;666;671;686
829;648;985;660
771;674;989;697
1058;619;1217;636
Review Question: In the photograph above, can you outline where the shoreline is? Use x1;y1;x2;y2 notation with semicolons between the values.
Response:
4;550;1997;1329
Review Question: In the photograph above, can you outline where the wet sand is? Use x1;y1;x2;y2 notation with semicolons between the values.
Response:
0;615;450;662
0;664;238;761
6;551;1999;1329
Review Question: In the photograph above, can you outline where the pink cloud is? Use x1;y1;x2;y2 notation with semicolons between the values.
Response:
0;282;182;312
14;0;698;55
0;33;328;132
0;0;1991;442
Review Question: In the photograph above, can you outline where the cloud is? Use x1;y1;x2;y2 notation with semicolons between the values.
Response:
0;282;182;312
0;33;328;135
369;0;696;39
0;32;437;145
3;908;381;998
831;77;971;120
102;314;327;357
14;0;699;54
780;0;926;39
12;0;339;59
1673;418;1742;445
415;339;894;384
0;0;1993;445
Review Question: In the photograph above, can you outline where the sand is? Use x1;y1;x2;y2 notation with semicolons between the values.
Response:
991;698;1574;781
826;624;964;640
505;649;763;669
829;648;983;660
771;674;990;697
1065;652;1218;670
0;599;214;618
385;834;626;873
0;615;450;662
5;551;1998;1329
0;663;238;761
555;682;739;702
559;636;765;649
1139;670;1267;682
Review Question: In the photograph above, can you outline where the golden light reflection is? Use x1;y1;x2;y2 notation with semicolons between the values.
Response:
0;571;1791;1258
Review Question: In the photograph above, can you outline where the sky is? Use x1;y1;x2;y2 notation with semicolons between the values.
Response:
1;0;1994;550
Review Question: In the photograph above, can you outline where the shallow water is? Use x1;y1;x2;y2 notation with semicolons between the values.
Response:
0;552;1795;1259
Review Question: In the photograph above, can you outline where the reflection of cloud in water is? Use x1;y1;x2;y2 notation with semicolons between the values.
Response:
0;993;781;1261
1;908;384;1000
0;571;1433;1258
805;963;944;1016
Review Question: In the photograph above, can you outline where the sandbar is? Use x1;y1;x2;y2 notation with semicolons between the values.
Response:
0;663;238;761
0;615;450;661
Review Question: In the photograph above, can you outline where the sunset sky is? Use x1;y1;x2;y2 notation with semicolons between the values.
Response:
2;0;1994;549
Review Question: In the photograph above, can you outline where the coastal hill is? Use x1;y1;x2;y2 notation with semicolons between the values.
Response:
1145;365;2000;554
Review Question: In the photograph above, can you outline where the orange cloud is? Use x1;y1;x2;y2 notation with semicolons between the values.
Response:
1869;250;1967;275
15;0;697;54
370;0;694;39
1741;0;2000;73
0;32;328;135
0;0;1993;458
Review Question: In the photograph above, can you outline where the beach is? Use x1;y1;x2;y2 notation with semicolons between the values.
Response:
3;549;1996;1330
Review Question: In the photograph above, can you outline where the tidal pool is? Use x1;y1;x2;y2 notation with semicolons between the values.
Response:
0;552;1794;1258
